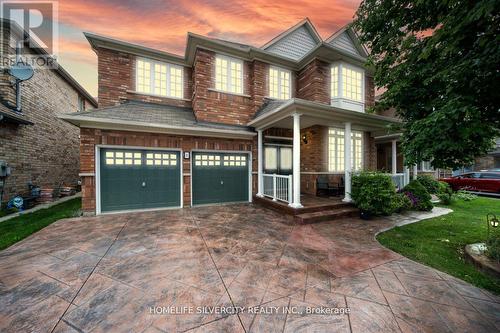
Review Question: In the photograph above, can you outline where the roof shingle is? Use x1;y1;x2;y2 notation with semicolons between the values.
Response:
68;100;254;133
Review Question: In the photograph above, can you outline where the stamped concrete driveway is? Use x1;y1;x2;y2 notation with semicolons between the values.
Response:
0;204;499;333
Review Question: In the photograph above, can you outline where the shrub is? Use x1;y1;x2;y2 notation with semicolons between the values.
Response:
0;207;18;218
455;190;478;201
403;180;433;211
393;193;413;212
437;181;454;205
486;235;500;262
351;171;397;216
417;175;440;194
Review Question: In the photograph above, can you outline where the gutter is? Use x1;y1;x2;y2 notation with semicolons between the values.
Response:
248;98;401;127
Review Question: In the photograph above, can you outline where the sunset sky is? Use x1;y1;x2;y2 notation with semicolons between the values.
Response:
54;0;362;97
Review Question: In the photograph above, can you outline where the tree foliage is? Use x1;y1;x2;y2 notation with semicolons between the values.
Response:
352;0;500;169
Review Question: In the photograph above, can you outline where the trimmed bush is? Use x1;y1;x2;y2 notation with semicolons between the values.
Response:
393;193;413;212
403;180;433;211
437;181;454;205
351;171;397;216
417;174;440;194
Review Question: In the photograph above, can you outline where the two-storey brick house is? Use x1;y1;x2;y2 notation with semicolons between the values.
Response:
62;19;401;215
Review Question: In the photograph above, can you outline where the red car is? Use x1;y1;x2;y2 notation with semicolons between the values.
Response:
440;172;500;193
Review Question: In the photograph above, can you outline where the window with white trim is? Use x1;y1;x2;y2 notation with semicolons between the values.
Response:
331;63;364;102
136;58;183;98
269;67;291;99
215;55;243;94
328;128;364;172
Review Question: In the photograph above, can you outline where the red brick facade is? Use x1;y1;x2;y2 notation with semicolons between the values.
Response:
297;59;330;104
192;49;257;125
96;48;192;108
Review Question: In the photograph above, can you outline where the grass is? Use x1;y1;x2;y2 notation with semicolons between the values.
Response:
377;197;500;295
0;198;81;251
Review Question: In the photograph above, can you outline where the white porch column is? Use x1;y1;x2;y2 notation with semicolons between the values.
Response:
256;129;264;197
391;140;397;175
404;165;410;186
290;113;303;208
343;122;352;202
413;164;418;180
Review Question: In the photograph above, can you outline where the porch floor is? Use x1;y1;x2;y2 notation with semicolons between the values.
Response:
254;194;358;224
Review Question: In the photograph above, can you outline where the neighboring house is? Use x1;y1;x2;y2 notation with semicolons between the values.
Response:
473;139;500;171
0;20;97;203
61;18;403;215
452;138;500;175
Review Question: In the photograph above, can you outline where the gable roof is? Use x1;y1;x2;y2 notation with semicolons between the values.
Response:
85;19;370;74
325;25;368;58
261;18;322;60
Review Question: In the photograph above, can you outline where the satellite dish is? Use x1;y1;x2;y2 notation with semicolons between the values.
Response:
9;62;34;81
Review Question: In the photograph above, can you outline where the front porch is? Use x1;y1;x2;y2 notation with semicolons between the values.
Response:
253;193;359;224
250;98;405;210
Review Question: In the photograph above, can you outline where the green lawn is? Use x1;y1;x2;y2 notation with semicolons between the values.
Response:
377;197;500;295
0;198;81;251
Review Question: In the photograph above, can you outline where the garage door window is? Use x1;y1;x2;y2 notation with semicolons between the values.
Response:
105;151;142;165
223;155;247;167
146;153;177;166
194;154;221;167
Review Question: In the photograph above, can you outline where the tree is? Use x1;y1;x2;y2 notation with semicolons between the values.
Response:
352;0;500;169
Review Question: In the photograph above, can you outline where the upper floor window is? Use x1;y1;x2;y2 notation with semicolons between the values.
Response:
215;55;243;94
136;58;183;99
269;67;291;100
328;128;363;172
330;62;365;112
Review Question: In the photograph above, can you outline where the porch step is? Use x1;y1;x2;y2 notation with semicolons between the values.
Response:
297;201;352;214
295;207;359;224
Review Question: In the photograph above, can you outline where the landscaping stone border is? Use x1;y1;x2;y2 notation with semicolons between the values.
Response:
465;243;500;279
0;192;81;223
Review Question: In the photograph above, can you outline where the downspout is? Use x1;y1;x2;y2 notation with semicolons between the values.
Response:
15;40;22;113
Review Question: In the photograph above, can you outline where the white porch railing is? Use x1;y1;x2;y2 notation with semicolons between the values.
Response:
263;174;293;203
390;173;406;190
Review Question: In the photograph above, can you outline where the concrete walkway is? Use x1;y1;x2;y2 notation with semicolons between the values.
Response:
0;204;498;332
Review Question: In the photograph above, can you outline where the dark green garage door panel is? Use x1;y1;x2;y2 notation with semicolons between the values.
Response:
100;149;181;212
192;152;249;205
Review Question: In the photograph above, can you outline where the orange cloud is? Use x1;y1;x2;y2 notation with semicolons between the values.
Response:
54;0;361;96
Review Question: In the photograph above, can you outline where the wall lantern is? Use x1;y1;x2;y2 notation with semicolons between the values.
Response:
302;134;308;144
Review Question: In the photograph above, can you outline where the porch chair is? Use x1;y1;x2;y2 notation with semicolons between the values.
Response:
316;175;336;197
337;176;345;196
